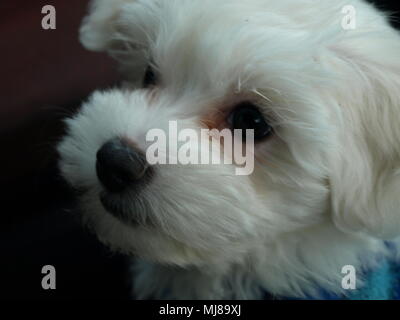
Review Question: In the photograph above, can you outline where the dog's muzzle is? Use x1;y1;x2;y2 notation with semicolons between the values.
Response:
96;137;152;222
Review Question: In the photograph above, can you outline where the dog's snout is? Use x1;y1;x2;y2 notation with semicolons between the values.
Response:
96;137;149;193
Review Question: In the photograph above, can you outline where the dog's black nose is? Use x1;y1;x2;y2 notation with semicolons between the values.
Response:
96;138;149;193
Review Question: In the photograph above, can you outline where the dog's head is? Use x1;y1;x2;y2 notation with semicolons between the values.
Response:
59;0;400;291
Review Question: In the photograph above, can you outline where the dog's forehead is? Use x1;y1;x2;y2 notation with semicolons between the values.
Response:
123;0;314;91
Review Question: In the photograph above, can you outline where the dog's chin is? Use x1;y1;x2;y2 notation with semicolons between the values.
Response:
99;224;218;268
79;194;221;267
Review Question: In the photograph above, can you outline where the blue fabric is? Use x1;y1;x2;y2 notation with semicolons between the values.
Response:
266;243;400;300
346;260;393;300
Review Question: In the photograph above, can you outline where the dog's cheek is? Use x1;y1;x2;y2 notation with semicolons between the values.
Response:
151;164;270;236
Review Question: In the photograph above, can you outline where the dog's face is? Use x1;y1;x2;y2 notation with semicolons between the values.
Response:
59;0;400;277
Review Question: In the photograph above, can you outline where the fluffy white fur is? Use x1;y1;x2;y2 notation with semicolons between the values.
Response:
58;0;400;299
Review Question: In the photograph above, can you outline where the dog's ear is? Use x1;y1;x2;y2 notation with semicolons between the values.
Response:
79;0;133;52
328;31;400;239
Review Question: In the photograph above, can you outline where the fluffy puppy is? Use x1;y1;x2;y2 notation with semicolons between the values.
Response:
58;0;400;299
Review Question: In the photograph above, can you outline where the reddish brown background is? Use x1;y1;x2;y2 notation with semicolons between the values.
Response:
0;0;128;300
0;0;119;183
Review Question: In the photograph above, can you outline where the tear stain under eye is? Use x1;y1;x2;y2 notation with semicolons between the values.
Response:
199;91;267;131
200;108;230;131
199;96;243;131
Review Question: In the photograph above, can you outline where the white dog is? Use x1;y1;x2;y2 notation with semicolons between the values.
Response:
58;0;400;299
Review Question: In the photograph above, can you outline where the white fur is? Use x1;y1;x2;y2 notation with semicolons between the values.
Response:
58;0;400;299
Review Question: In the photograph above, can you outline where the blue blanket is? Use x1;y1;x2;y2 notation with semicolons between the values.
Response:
271;243;400;300
318;259;400;300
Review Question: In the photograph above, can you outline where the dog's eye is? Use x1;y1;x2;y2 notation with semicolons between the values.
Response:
143;65;157;87
228;102;273;141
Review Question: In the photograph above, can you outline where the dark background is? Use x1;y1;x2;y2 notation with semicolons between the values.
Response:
0;0;399;299
0;0;128;299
